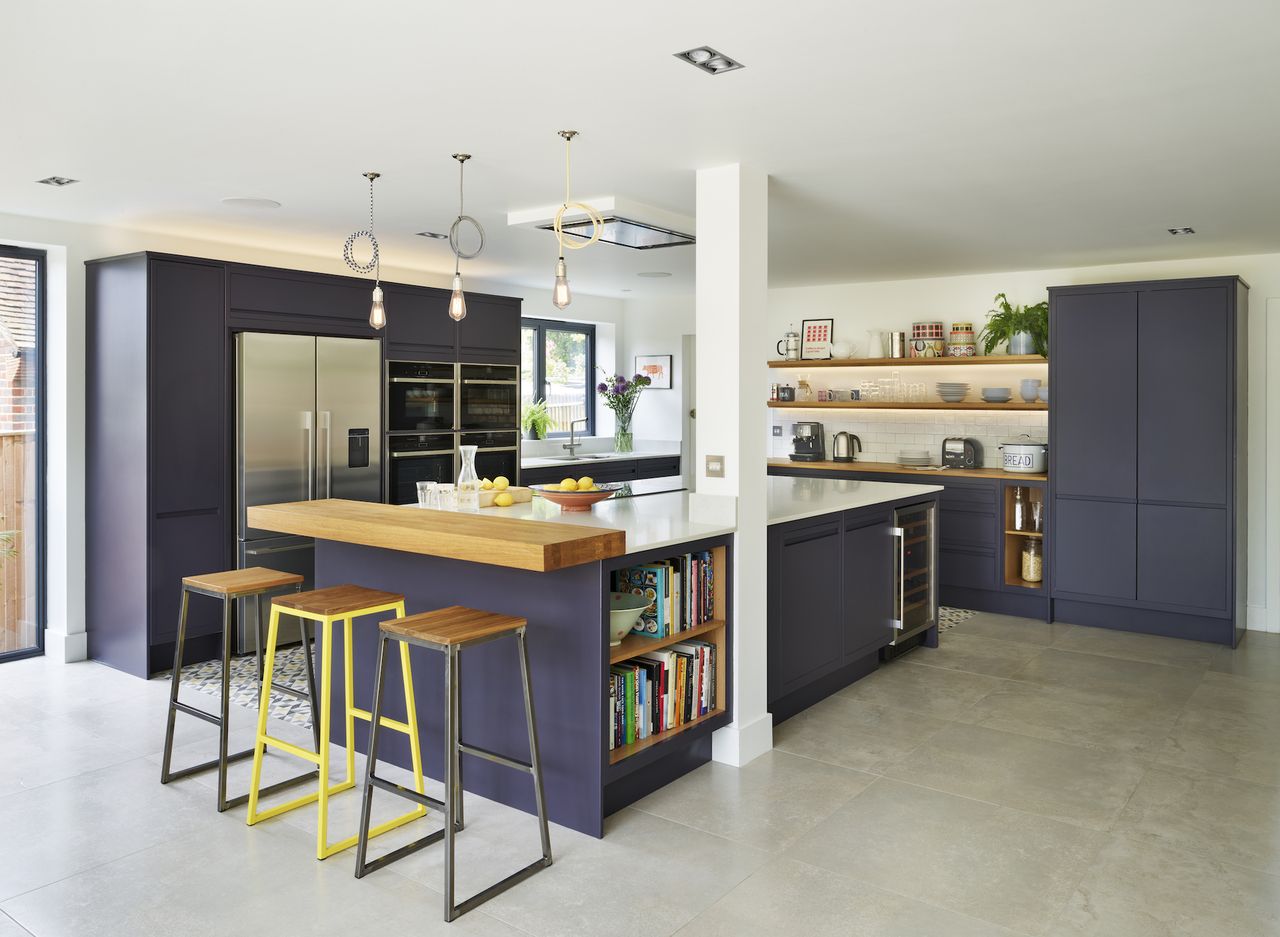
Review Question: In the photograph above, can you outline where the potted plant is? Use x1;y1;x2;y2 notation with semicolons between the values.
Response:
979;293;1049;357
521;399;553;440
596;371;651;453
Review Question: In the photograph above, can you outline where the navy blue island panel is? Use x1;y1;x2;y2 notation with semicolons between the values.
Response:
312;533;733;838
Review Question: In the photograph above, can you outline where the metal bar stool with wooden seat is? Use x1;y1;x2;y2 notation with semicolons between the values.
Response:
354;606;552;922
161;567;321;812
246;584;428;860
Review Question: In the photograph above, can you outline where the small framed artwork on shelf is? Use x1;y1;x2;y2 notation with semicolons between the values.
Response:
801;318;833;359
635;354;673;389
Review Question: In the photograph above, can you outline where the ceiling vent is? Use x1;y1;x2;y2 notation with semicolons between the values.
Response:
1167;227;1196;235
508;196;695;250
36;176;79;187
536;215;694;250
674;46;744;75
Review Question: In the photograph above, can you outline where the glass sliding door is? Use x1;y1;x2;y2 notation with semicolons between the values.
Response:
0;246;44;660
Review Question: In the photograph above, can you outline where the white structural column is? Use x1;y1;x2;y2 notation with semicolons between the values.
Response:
695;164;772;766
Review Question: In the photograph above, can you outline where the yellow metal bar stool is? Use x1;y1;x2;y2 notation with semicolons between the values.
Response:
354;606;552;922
161;567;319;813
246;584;429;860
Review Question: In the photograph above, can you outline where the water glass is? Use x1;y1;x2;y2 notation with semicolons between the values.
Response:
436;483;457;511
416;480;438;508
1031;500;1044;532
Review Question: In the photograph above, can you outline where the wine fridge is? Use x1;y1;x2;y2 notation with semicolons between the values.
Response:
890;501;938;645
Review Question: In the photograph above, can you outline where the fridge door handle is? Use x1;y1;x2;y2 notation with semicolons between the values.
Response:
320;410;332;498
302;411;315;500
890;525;905;630
244;543;316;556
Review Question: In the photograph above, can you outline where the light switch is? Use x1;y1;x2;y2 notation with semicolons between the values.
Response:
705;454;725;478
772;425;783;437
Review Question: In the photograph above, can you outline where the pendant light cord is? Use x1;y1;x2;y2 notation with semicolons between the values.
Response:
343;172;382;279
449;154;485;262
553;132;603;253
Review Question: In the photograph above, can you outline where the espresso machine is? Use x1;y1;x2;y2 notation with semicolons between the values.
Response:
790;422;825;462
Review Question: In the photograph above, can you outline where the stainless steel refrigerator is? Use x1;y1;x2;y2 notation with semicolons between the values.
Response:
235;333;382;653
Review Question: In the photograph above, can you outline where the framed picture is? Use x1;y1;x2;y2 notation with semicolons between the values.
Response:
801;318;834;359
634;354;673;389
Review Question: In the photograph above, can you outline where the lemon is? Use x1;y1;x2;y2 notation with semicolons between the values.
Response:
493;476;510;491
577;476;594;491
559;478;579;491
480;478;494;490
544;483;561;491
494;492;514;507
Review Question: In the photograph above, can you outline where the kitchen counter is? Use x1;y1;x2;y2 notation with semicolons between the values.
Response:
768;475;943;525
522;448;681;469
768;457;1048;483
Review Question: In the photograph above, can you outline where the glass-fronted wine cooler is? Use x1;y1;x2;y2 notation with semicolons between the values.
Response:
891;501;937;645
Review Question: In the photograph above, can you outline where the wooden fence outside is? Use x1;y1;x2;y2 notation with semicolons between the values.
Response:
1;431;36;654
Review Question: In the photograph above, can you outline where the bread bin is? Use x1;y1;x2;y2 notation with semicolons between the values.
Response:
999;435;1048;474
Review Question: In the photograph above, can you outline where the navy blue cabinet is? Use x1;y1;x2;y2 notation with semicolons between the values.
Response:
842;513;894;661
1049;276;1247;645
522;456;680;487
227;264;381;337
383;285;455;361
457;293;522;365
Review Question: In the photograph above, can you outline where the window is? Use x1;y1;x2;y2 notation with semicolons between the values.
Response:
0;245;45;661
520;318;595;437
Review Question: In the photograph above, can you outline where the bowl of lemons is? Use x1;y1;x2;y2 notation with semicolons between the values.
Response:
529;476;622;512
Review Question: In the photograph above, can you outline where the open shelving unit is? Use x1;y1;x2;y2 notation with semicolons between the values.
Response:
768;354;1047;369
1003;484;1046;591
769;399;1047;412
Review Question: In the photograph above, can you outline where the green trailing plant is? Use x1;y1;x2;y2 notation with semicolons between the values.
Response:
521;399;553;439
979;293;1049;356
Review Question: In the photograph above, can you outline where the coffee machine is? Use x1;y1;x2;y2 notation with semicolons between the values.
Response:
790;422;825;462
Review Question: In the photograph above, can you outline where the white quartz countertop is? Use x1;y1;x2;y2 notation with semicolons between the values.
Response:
768;476;943;526
521;448;681;469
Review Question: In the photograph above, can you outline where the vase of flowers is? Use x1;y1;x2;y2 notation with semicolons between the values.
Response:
596;371;651;454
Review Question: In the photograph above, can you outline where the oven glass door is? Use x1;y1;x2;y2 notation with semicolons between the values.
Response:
461;431;519;483
458;365;518;431
387;440;456;505
388;362;455;433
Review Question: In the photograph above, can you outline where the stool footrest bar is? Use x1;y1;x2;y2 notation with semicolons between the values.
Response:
221;769;318;810
269;682;311;702
260;735;323;764
368;774;447;812
161;747;254;783
458;741;532;774
451;857;553;921
172;700;222;727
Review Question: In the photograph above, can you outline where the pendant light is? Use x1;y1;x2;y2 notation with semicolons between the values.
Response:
551;130;603;309
343;171;386;329
447;153;485;322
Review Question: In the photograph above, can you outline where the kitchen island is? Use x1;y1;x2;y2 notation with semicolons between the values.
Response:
248;477;938;836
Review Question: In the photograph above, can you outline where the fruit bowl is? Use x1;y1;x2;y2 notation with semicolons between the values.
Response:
608;592;651;645
529;483;623;511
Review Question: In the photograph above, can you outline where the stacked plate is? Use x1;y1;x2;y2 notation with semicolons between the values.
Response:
936;382;970;402
981;386;1012;402
898;449;932;466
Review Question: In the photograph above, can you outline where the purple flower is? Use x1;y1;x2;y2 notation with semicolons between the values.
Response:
597;382;608;393
633;374;644;383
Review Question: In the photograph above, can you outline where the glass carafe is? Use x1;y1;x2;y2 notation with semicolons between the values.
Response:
457;445;481;511
1011;486;1028;531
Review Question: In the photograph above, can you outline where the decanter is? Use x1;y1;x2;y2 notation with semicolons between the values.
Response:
457;445;481;511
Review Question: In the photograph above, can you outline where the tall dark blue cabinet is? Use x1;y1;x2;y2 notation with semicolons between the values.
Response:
1049;276;1248;646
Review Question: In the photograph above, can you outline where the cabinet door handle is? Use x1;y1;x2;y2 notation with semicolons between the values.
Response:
890;525;905;630
462;379;518;386
245;543;315;557
389;377;455;384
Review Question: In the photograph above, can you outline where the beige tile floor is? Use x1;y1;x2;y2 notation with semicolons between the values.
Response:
0;614;1278;936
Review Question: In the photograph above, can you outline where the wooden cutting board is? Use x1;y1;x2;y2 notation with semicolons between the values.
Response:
479;486;534;508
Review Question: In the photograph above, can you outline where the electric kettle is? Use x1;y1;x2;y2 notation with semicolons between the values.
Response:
832;432;861;463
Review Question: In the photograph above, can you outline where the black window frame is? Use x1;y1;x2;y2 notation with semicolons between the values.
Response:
0;244;46;663
521;317;596;438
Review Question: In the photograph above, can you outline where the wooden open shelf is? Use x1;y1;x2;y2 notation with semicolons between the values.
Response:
1004;529;1042;538
610;618;726;665
769;354;1047;369
1003;483;1046;591
768;400;1048;412
609;708;726;765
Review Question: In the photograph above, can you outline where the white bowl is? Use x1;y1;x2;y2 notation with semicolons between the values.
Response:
609;592;651;646
1038;386;1049;402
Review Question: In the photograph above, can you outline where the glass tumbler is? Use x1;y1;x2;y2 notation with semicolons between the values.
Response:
416;480;438;508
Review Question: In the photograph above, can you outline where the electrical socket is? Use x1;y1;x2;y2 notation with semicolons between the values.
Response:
705;454;725;478
772;425;782;437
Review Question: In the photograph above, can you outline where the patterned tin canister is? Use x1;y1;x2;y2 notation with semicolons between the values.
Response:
947;321;976;357
910;338;946;358
911;321;945;340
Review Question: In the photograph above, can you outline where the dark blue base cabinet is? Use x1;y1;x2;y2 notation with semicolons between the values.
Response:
1050;276;1248;646
767;495;939;723
313;533;733;839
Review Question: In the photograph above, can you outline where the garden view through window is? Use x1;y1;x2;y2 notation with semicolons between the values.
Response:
520;318;595;437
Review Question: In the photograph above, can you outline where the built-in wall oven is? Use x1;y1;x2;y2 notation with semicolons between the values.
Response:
458;364;519;431
463;431;519;482
387;361;455;433
387;433;455;505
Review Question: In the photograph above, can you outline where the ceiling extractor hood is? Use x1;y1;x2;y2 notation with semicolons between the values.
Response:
508;196;695;250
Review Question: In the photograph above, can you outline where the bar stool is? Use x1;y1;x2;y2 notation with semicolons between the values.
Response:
354;606;552;922
161;567;320;812
246;584;428;860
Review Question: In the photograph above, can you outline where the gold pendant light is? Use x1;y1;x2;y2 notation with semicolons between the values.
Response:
551;130;603;309
342;171;386;329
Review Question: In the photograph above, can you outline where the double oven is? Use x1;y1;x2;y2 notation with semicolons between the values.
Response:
385;361;520;504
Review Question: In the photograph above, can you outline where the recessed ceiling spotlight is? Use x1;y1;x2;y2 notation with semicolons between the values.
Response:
1167;226;1196;235
416;231;449;240
637;271;672;278
36;176;79;187
221;196;281;209
674;46;744;75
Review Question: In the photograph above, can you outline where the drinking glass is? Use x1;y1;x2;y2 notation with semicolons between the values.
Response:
436;483;457;511
1031;500;1044;533
416;480;438;508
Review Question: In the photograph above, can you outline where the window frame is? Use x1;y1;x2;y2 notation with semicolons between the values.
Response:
521;317;596;438
0;244;46;663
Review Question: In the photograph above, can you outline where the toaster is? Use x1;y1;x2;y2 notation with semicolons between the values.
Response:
942;437;982;468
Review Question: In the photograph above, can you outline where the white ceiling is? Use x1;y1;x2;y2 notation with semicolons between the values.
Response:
4;0;1278;296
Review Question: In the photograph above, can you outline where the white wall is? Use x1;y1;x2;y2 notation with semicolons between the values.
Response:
768;252;1280;632
0;210;625;659
620;295;693;446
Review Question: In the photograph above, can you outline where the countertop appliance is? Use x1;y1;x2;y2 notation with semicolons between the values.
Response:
237;333;382;653
790;421;825;462
999;435;1048;474
942;437;982;468
832;431;861;462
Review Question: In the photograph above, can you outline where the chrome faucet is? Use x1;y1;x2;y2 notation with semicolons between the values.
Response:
562;418;588;457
